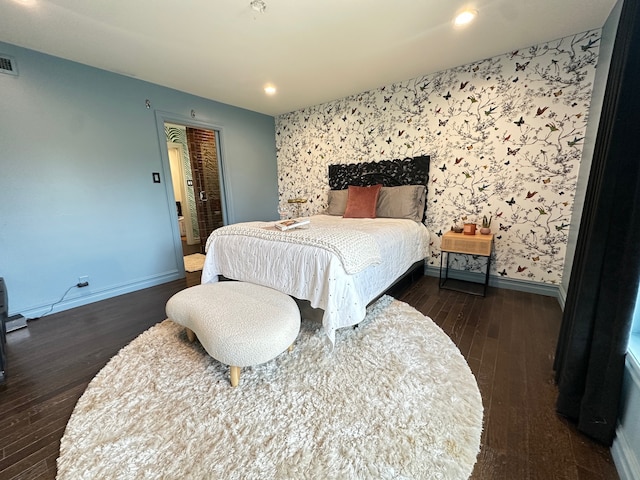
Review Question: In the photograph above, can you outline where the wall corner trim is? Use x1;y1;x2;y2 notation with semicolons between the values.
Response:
612;428;640;480
558;284;567;311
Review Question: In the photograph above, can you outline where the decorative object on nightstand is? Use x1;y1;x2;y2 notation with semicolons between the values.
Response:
480;215;492;235
463;222;477;235
451;220;463;233
439;230;494;296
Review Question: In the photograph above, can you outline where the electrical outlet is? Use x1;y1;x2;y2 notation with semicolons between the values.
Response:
77;276;89;288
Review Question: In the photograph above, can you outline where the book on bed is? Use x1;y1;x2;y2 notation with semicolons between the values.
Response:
274;218;310;231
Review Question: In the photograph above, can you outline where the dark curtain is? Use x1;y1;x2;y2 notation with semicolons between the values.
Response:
554;0;640;446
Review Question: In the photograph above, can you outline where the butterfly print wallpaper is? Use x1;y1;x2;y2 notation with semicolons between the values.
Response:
275;30;600;285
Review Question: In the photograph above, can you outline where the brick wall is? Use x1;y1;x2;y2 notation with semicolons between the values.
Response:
186;127;223;252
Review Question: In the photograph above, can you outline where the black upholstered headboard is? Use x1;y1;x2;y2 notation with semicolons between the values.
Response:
328;155;431;221
328;155;430;190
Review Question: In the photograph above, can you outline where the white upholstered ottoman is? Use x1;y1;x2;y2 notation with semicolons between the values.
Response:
165;282;301;387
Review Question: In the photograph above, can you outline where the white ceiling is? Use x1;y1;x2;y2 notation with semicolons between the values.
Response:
0;0;616;116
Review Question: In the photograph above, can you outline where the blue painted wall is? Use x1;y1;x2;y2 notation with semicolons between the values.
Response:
0;41;278;318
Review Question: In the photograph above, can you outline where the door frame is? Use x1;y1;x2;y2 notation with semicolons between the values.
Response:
154;111;232;273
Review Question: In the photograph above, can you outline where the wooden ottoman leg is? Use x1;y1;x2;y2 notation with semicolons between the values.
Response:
288;343;294;352
185;328;196;343
230;366;241;387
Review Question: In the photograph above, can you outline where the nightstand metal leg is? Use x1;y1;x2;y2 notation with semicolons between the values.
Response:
439;251;450;288
484;254;491;297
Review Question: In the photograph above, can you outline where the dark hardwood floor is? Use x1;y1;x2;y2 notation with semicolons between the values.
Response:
0;274;618;479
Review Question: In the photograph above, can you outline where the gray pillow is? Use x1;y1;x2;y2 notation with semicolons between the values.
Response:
326;189;348;215
376;185;426;222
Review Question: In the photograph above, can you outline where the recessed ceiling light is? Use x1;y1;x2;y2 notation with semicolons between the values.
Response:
454;9;477;27
264;85;277;95
11;0;37;6
250;0;267;13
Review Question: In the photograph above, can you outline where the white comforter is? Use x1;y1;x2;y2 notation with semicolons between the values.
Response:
201;215;430;345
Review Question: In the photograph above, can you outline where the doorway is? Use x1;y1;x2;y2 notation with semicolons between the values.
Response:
184;126;225;254
161;118;228;269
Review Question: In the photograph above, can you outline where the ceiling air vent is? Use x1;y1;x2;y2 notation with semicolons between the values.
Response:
0;55;18;76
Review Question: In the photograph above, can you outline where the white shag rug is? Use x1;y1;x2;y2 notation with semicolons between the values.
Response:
183;253;206;272
57;296;483;480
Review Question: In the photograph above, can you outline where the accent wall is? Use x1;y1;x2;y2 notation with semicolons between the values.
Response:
275;30;600;287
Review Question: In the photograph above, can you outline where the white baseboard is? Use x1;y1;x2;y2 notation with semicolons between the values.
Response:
612;426;640;480
19;270;183;319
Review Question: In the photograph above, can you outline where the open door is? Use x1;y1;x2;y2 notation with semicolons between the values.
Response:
186;127;225;254
159;115;229;273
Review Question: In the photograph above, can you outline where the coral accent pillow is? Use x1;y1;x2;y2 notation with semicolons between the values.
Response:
343;184;382;218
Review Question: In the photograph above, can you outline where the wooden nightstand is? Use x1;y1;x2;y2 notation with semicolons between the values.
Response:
439;231;494;296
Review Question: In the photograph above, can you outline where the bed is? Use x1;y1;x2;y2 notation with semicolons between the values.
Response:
201;156;431;345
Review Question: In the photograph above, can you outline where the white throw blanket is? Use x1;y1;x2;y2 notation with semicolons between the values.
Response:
205;223;381;274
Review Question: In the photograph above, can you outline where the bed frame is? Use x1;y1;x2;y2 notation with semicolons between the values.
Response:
328;155;431;303
328;155;430;189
